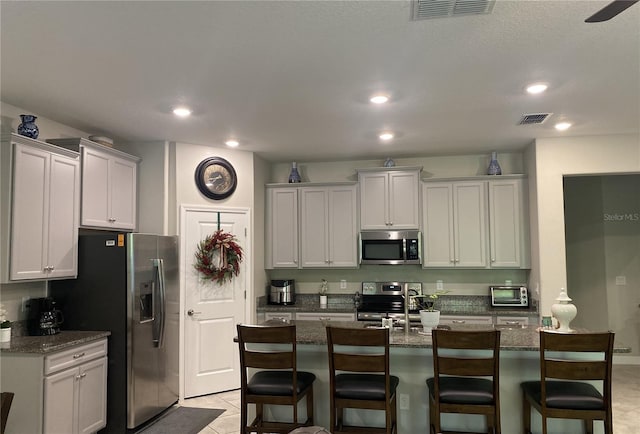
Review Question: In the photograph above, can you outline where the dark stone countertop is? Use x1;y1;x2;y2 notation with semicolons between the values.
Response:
0;331;110;355
261;320;631;353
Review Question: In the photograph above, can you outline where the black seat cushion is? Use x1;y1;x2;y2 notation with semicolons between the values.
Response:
335;373;399;400
521;380;604;410
247;370;316;396
427;376;494;405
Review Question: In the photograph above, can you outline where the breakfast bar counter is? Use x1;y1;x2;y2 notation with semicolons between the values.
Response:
255;320;628;434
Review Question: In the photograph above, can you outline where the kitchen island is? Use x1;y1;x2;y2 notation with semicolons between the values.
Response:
255;320;629;434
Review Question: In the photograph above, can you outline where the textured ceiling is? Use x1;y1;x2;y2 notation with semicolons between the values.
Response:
1;1;639;162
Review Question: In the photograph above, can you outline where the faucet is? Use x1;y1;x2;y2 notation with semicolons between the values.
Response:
403;287;410;334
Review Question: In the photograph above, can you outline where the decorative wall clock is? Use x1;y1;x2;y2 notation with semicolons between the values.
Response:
194;157;237;200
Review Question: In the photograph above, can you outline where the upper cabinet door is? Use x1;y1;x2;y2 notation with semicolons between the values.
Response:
267;187;299;268
453;181;488;268
300;187;330;267
488;179;530;268
109;157;137;230
10;143;50;280
327;185;358;267
388;171;420;229
81;145;137;230
422;183;455;267
359;172;389;230
81;147;110;227
47;154;80;279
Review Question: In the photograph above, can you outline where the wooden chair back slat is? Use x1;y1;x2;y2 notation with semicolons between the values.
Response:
244;351;293;369
238;324;295;344
438;357;495;377
545;359;607;380
328;326;388;347
542;331;612;352
434;331;499;349
333;353;386;373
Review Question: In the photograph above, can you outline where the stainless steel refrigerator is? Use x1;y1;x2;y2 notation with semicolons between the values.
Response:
51;233;179;433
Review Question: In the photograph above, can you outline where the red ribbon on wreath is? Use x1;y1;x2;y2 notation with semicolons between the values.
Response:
194;229;244;285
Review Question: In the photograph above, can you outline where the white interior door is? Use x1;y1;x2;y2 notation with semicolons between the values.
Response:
183;208;248;397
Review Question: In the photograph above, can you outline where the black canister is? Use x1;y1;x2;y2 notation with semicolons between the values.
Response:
269;280;295;305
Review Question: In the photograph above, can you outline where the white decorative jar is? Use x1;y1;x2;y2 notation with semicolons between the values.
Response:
551;288;577;333
419;310;440;334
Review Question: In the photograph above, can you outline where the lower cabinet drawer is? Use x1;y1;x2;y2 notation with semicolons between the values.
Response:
45;339;108;375
295;312;356;321
439;315;493;325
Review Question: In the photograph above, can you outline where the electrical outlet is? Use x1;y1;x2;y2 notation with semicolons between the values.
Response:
615;275;627;286
436;280;443;291
340;279;347;289
21;296;30;313
399;393;410;410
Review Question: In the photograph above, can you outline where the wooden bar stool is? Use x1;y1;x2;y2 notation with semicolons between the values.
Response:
521;331;615;434
237;324;316;434
326;326;398;434
427;329;501;434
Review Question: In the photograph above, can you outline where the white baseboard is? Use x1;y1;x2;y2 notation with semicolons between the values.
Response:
613;355;640;365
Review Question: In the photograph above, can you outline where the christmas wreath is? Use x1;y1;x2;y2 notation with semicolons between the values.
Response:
194;229;244;285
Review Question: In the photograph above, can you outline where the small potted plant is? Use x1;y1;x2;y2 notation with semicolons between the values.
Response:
319;279;328;308
413;290;449;333
0;304;11;343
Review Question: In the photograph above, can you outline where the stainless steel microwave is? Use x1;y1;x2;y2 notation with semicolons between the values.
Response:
490;286;529;307
359;230;421;265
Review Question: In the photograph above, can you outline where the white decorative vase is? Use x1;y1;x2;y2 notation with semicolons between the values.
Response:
319;295;328;308
551;288;577;333
419;310;440;333
0;327;11;343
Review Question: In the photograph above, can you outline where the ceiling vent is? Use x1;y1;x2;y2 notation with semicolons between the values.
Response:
518;113;552;125
411;0;495;20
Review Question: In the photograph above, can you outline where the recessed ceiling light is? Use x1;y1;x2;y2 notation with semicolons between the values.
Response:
526;83;548;94
379;132;394;141
370;94;390;104
172;106;192;117
555;122;572;131
225;139;239;148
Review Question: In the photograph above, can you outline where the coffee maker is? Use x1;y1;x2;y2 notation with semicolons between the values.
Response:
27;297;64;335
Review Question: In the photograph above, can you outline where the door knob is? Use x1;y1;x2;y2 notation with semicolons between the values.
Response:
187;309;202;316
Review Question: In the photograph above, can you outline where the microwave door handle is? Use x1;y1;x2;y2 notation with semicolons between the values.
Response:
402;238;407;263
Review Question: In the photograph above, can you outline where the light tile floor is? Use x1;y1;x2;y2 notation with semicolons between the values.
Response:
188;364;640;434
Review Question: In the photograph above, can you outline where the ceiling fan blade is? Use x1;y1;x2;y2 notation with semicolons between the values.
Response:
585;0;639;22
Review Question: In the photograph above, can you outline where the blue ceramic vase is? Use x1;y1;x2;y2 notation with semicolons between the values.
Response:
288;162;301;183
487;151;502;175
17;114;39;139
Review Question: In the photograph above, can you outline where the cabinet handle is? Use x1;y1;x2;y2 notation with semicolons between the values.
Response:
452;320;466;324
80;373;87;378
108;217;116;222
75;375;82;380
73;352;85;359
491;258;496;262
504;321;520;325
319;317;331;321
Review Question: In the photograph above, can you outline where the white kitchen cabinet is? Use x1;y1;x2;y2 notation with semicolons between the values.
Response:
47;138;139;231
488;178;530;268
266;186;299;268
299;184;358;268
0;338;108;434
0;134;80;282
422;180;488;268
295;312;356;321
439;315;493;326
358;167;421;230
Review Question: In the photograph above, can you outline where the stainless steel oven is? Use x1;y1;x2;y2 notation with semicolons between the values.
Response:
359;230;421;265
356;281;423;323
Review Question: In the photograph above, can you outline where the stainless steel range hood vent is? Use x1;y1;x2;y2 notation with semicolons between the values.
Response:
411;0;495;20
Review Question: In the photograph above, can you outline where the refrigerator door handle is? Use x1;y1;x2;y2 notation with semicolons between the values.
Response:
152;258;167;348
